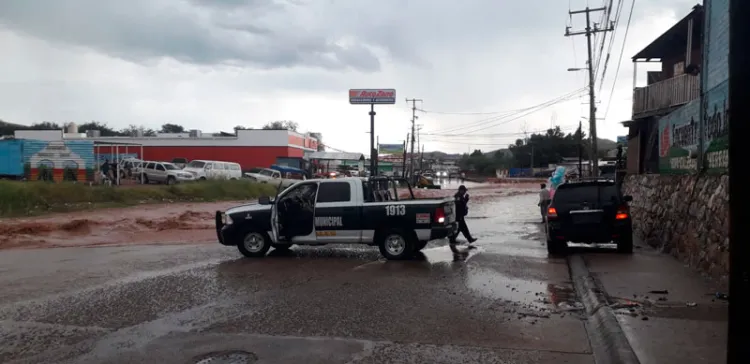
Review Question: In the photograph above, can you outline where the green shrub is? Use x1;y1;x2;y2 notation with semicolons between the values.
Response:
0;179;276;217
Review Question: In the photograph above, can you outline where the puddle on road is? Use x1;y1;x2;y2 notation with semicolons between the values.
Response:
465;266;581;314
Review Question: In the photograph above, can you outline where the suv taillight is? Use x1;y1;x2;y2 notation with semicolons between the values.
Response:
547;207;558;218
615;204;629;220
435;207;446;224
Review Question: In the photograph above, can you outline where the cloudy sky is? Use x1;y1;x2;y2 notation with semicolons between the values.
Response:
0;0;699;154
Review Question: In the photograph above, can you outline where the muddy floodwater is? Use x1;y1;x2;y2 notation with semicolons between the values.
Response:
0;180;538;251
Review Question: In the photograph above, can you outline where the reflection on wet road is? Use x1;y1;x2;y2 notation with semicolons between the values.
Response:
0;193;595;364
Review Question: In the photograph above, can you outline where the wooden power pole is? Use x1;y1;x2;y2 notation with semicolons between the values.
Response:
565;6;613;176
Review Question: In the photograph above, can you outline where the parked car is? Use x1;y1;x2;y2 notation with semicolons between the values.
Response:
245;167;299;189
215;176;458;260
544;178;634;255
171;157;188;169
183;160;242;180
140;161;195;184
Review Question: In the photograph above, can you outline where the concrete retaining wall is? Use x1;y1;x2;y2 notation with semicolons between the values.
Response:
622;174;729;283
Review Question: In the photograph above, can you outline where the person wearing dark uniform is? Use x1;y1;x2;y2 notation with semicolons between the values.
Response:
450;185;477;252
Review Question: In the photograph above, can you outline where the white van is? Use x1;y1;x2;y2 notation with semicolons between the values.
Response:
184;160;242;180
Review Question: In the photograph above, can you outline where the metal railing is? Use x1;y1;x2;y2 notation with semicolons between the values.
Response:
632;73;700;117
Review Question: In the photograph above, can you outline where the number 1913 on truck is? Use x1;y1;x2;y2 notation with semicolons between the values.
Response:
215;177;458;260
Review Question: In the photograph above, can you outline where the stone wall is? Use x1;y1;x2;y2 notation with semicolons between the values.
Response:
622;174;729;282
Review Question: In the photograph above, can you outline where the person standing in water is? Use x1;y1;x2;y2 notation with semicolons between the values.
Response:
538;183;551;223
449;185;477;253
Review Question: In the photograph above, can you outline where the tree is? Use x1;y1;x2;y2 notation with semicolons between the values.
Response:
77;121;124;136
160;123;185;133
262;120;298;131
507;126;585;168
309;132;325;151
30;121;62;130
119;124;156;137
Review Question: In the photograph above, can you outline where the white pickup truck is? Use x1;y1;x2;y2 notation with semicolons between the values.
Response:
245;168;299;189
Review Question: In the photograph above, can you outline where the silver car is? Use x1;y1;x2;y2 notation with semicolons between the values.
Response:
140;162;195;185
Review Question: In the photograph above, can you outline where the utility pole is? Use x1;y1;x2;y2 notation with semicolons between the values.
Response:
566;6;613;176
402;134;409;177
578;120;583;177
375;135;379;174
406;98;422;181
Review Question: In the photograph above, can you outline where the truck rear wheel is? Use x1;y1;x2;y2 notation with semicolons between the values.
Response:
238;230;271;258
378;229;415;260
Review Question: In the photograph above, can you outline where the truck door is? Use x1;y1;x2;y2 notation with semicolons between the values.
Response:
275;182;318;242
313;181;361;243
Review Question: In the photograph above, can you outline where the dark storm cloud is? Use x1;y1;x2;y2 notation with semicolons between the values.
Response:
0;0;381;72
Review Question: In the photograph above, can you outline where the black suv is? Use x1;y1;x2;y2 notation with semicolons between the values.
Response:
545;179;633;255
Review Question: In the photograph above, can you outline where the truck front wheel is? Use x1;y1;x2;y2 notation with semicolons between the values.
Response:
238;230;271;258
378;229;415;260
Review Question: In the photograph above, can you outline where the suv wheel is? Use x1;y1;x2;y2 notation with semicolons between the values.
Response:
546;238;567;256
237;230;271;258
616;235;633;254
167;176;176;185
378;229;415;260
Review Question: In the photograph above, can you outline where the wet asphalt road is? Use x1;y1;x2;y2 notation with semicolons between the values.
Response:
0;192;596;364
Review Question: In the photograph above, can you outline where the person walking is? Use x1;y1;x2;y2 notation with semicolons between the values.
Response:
538;183;551;223
450;185;477;253
100;159;111;184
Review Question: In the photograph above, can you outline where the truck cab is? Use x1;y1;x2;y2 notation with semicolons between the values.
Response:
216;177;457;260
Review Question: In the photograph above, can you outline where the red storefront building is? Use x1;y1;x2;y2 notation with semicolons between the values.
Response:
16;129;319;171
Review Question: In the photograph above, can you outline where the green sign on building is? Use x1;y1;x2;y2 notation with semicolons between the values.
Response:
658;99;699;174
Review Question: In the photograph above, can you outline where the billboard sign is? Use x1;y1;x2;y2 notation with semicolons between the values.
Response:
701;80;729;174
658;99;700;174
349;89;396;105
379;143;404;156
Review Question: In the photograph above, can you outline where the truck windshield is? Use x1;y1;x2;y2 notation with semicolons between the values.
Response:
554;183;619;206
187;161;205;168
260;169;275;177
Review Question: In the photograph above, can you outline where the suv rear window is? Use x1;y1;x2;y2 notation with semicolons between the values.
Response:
554;183;619;206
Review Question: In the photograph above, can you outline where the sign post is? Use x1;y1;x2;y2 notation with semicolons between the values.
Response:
349;89;396;176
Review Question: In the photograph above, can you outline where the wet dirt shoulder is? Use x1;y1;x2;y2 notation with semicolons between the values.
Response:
0;200;251;250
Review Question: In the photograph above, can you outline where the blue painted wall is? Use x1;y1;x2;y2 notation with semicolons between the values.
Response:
0;140;24;176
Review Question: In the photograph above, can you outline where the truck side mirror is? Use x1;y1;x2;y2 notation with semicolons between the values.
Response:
259;196;271;205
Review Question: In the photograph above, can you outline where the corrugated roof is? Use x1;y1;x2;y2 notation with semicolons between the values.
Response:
307;151;364;161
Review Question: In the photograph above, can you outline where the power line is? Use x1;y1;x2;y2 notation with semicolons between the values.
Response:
448;89;587;135
422;125;578;138
603;0;635;120
598;0;625;93
422;126;573;139
423;87;587;135
415;109;516;116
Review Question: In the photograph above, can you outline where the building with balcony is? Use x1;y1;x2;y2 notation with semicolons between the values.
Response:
622;4;703;174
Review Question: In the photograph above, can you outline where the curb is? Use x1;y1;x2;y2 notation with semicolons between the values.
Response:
568;254;641;364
